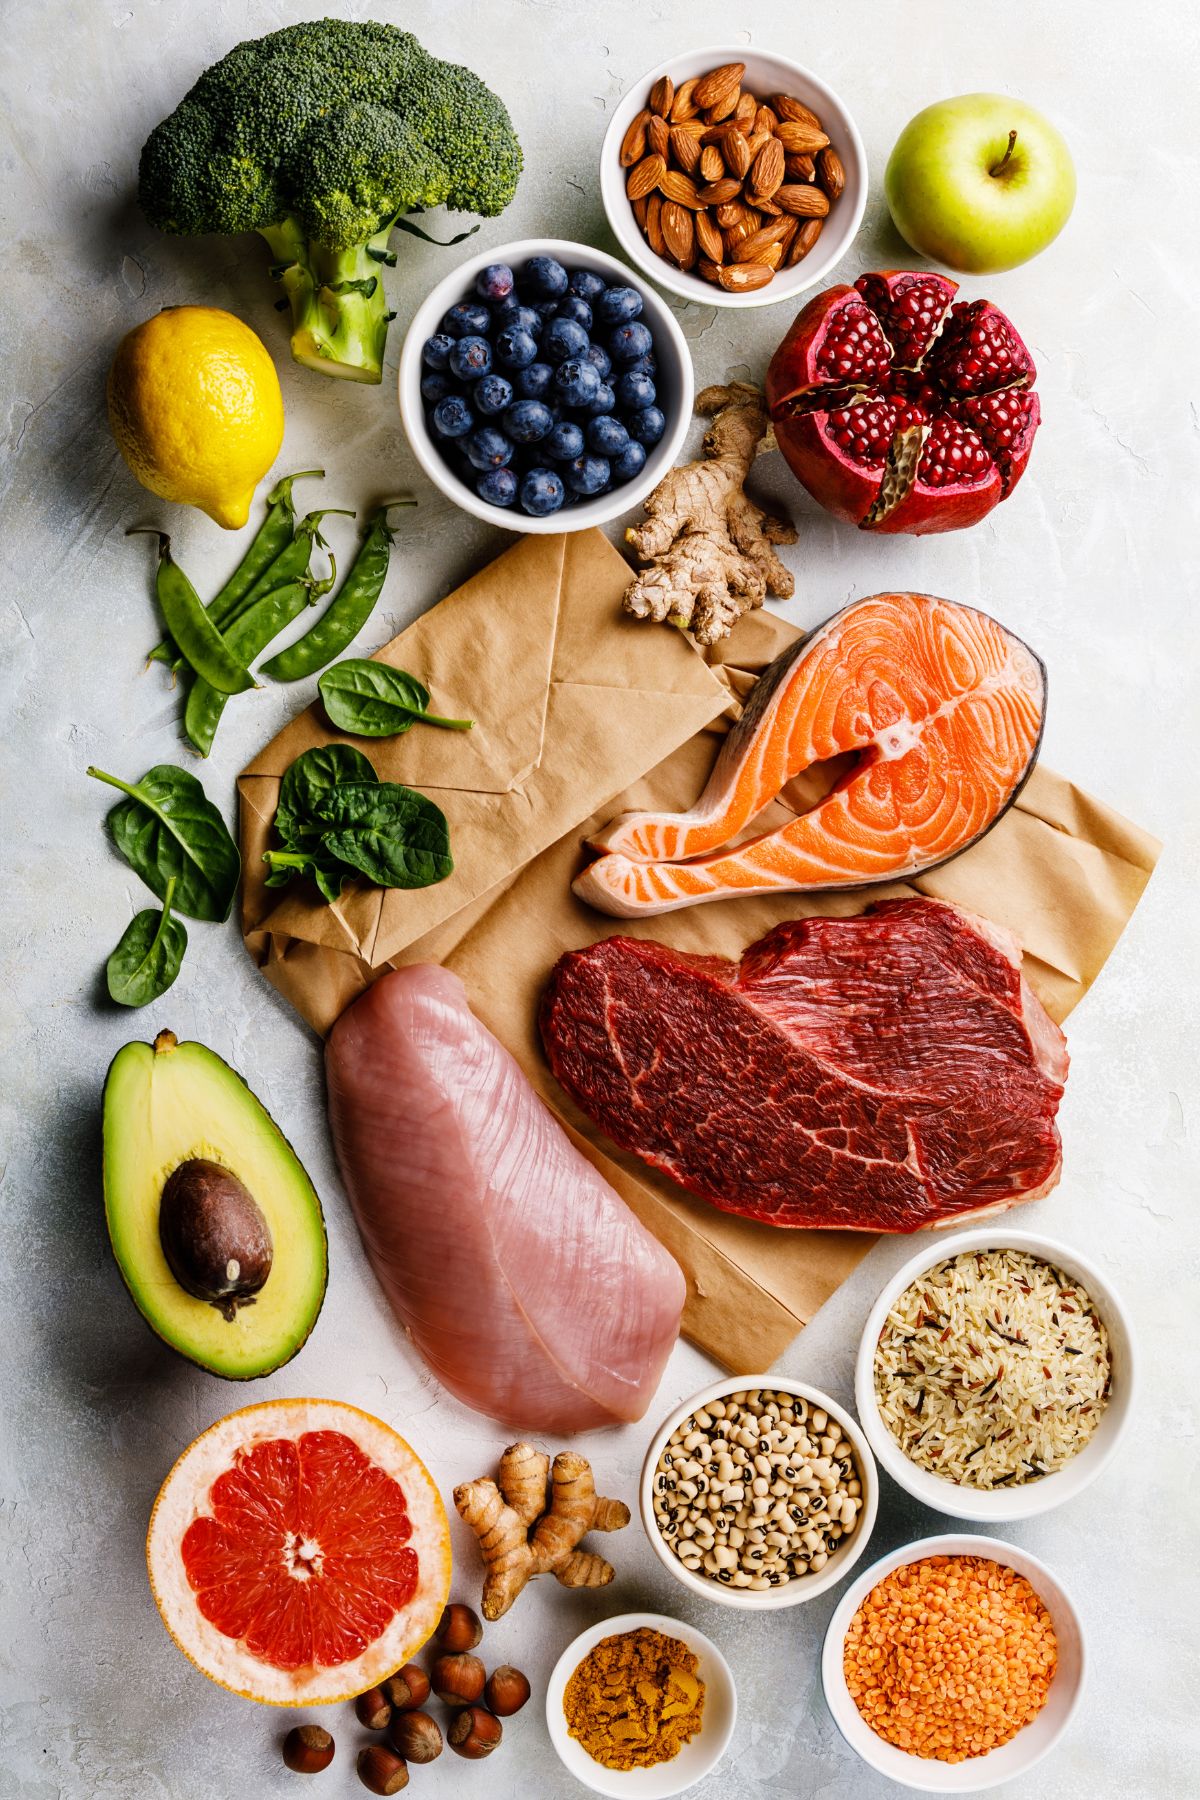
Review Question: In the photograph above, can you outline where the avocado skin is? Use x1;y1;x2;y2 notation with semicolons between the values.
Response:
102;1031;328;1379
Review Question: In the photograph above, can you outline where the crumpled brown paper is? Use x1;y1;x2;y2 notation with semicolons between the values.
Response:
239;530;1160;1371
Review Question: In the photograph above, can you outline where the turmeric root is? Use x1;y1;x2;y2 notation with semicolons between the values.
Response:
455;1444;630;1619
623;382;797;647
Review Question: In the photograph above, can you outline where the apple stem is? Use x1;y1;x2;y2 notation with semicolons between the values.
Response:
990;130;1018;177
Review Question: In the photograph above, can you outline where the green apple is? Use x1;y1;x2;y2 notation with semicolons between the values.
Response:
885;94;1076;274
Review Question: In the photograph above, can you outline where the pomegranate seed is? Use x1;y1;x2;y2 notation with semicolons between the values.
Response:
816;302;892;383
927;301;1035;396
825;399;899;467
855;272;956;367
919;417;993;488
957;388;1036;452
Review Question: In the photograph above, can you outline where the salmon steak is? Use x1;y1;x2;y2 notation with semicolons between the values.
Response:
540;899;1068;1233
576;592;1045;918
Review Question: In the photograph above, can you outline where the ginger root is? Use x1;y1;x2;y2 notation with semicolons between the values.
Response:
454;1443;630;1620
623;382;797;646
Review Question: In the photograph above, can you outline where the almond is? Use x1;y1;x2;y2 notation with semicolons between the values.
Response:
699;144;725;183
695;208;724;263
626;153;665;202
698;176;743;207
772;93;823;130
715;199;755;228
661;198;696;266
645;192;666;256
775;183;830;217
723;132;751;180
755;197;783;217
632;194;649;229
785;151;816;182
788;217;824;265
731;218;792;263
703;88;741;124
722;217;759;255
776;215;801;258
694;61;745;109
743;129;772;162
620;110;651;169
669;77;701;122
817;146;846;201
748;136;785;201
734;91;758;132
697;258;724;285
649;74;675;117
754;103;779;134
670;127;701;174
761;241;784;270
718;262;774;292
659;168;704;208
776;120;830;156
647;113;670;159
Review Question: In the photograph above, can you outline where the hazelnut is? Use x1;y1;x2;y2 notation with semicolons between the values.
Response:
281;1724;335;1774
436;1601;484;1652
448;1706;503;1760
354;1686;392;1732
356;1745;409;1794
484;1665;531;1717
382;1663;430;1711
431;1651;486;1706
387;1710;443;1764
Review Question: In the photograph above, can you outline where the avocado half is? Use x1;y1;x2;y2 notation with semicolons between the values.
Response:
103;1031;327;1379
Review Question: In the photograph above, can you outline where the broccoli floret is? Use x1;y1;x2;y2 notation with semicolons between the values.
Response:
138;20;522;383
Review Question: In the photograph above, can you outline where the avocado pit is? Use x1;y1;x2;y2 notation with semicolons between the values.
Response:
159;1157;273;1321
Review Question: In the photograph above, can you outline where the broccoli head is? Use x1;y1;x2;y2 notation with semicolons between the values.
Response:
138;19;523;382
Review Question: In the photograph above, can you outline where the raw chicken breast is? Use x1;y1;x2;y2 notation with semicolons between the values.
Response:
325;964;686;1432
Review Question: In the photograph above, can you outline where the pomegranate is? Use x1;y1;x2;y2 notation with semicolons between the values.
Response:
766;271;1040;534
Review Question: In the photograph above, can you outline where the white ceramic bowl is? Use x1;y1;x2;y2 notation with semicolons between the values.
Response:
397;237;692;533
822;1532;1086;1791
601;45;867;310
545;1610;736;1798
855;1227;1137;1523
639;1376;878;1609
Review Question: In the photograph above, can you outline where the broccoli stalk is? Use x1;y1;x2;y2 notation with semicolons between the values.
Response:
261;217;397;384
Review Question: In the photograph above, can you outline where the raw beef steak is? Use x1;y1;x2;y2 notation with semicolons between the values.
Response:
540;899;1068;1232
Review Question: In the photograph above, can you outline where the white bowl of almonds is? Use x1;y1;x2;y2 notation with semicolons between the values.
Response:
640;1377;878;1609
601;46;867;307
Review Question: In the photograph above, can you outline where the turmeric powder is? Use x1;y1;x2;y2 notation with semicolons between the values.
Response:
562;1627;705;1771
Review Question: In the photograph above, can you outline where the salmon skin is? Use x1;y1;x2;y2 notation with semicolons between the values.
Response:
577;593;1045;917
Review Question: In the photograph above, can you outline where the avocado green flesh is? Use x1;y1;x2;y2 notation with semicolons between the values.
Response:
103;1037;327;1379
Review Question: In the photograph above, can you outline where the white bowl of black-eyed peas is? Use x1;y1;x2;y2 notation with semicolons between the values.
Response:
639;1377;879;1609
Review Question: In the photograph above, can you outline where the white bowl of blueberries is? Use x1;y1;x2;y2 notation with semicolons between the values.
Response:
398;239;693;530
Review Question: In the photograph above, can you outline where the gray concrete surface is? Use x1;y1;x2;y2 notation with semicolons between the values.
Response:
2;2;1197;1796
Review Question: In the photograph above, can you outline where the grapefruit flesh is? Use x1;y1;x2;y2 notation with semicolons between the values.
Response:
147;1399;451;1705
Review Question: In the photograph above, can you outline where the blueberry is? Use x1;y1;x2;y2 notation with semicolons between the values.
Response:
505;400;555;444
584;382;616;417
587;414;630;456
609;321;654;364
532;298;560;323
431;394;474;439
545;420;585;461
568;269;607;303
422;332;456;370
564;453;611;497
477;466;519;507
556;295;594;331
613;439;648;482
522;255;570;298
465;426;514;471
515;361;554;399
543;316;590;365
628;404;666;446
474;373;514;416
553;358;602;406
440;301;491;339
584;343;613;379
495;326;540;369
448;334;492;381
625;351;657;378
520;467;566;516
616;370;657;411
597;285;644;326
420;371;453;404
475;262;515;303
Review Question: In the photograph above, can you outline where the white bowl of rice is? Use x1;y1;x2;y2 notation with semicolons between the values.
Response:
855;1229;1136;1521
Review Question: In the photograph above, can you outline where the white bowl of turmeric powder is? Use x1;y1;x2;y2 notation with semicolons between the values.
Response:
545;1611;737;1797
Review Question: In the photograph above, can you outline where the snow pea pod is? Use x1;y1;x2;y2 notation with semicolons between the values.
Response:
130;530;258;696
147;469;324;667
260;498;414;682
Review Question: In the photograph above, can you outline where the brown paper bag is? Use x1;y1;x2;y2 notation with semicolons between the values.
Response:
239;532;1160;1370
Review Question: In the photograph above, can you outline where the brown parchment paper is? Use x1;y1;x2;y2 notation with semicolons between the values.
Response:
239;532;1161;1371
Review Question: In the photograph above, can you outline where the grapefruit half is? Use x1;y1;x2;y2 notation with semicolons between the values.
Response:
146;1398;452;1704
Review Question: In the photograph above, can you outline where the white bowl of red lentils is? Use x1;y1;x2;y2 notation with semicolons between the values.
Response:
639;1376;878;1609
822;1534;1086;1790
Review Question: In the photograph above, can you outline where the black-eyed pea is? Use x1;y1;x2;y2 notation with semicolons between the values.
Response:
810;1550;828;1571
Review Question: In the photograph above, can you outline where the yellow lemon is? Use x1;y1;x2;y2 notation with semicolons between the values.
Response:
107;307;285;530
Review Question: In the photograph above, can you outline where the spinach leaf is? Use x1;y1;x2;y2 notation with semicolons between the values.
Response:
106;877;187;1006
276;744;378;844
320;782;453;889
318;659;473;739
263;848;348;904
87;764;240;923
